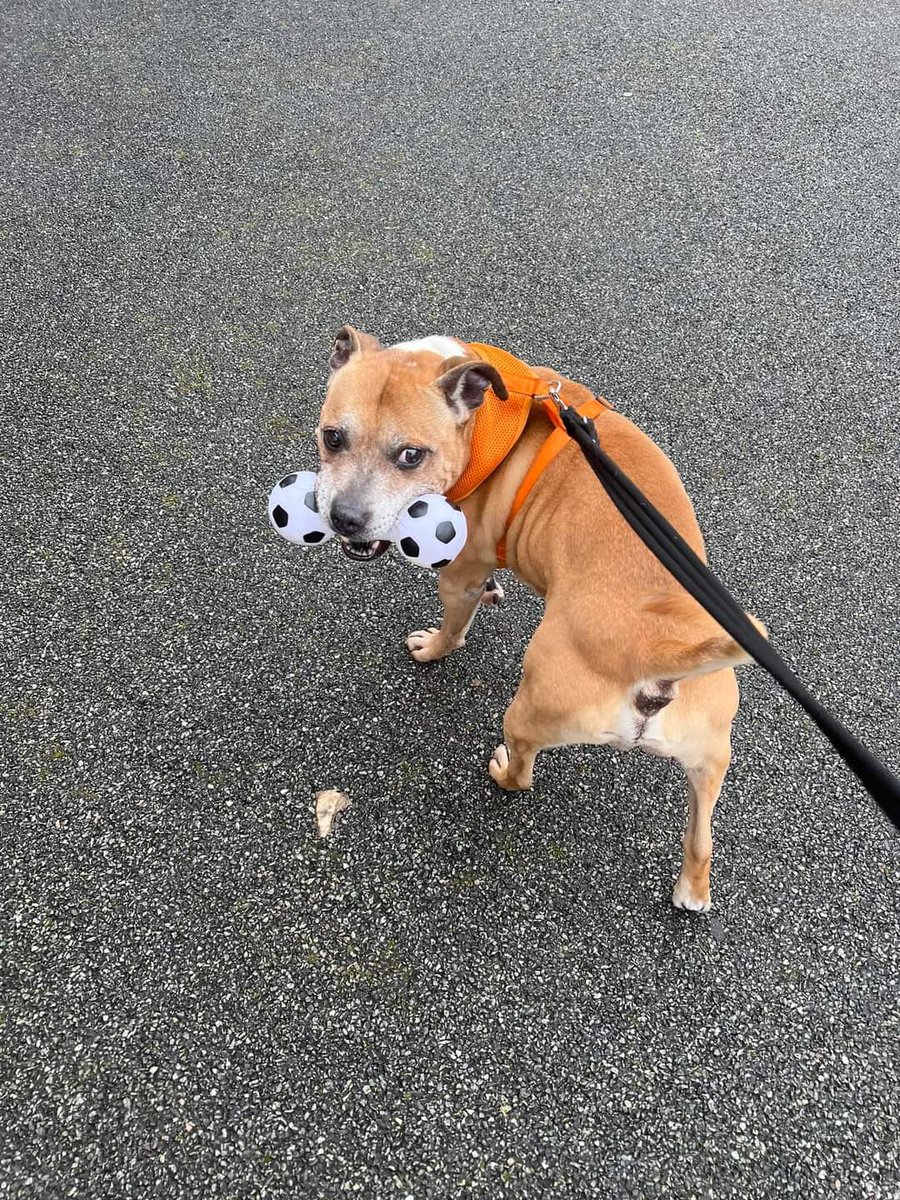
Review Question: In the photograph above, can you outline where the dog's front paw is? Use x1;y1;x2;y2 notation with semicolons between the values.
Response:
672;874;712;914
406;628;458;663
480;577;505;608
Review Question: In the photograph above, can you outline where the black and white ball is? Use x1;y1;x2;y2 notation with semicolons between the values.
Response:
267;471;334;547
391;494;467;570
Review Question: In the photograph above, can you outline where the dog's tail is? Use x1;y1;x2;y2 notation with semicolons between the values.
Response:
641;592;768;682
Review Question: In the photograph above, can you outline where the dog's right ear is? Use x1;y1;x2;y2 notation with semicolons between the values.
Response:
329;325;380;372
434;358;508;420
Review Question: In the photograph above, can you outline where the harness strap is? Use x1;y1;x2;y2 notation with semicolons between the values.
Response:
446;343;550;505
445;340;612;567
465;341;550;402
496;397;607;567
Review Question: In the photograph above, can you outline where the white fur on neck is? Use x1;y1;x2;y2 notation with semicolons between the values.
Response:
392;336;466;359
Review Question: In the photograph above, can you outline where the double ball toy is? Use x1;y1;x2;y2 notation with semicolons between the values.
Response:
267;471;467;571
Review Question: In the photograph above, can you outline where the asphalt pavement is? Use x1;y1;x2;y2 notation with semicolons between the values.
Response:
2;1;899;1196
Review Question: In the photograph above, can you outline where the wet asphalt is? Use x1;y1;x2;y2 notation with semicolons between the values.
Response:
2;1;899;1197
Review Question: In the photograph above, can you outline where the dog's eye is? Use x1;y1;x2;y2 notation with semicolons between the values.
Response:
322;428;344;452
397;447;426;469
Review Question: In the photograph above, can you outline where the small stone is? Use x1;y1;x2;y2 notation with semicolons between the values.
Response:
315;789;351;838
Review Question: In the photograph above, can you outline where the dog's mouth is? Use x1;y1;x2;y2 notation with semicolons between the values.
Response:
339;538;391;562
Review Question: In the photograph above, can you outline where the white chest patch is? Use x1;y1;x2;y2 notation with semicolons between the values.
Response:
392;336;466;360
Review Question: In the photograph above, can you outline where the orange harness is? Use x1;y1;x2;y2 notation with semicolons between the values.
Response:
445;341;611;567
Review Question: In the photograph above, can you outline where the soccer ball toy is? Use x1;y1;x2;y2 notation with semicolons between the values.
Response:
389;494;467;569
267;473;468;570
267;471;334;547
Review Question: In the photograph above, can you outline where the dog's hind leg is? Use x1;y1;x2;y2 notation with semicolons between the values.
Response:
664;668;739;913
671;744;731;913
489;616;595;791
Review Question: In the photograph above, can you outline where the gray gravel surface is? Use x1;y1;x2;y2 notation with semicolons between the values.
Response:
2;1;899;1197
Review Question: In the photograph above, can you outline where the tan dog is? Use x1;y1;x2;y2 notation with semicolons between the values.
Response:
317;326;761;912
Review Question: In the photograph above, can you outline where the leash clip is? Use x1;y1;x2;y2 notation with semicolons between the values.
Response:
541;380;568;431
541;381;601;444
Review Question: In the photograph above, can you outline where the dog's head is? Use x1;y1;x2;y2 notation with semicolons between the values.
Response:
314;326;506;561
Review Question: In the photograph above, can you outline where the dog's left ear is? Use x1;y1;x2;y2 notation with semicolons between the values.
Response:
435;357;508;418
329;325;380;372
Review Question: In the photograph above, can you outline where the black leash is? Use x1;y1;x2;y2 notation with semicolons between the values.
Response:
554;398;900;831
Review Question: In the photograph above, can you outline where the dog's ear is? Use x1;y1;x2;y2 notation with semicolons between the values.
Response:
329;325;379;372
434;357;508;418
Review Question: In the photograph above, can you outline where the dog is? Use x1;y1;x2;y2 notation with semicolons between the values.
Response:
315;325;762;912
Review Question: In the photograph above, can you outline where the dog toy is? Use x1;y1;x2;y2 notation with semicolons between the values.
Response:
267;471;467;570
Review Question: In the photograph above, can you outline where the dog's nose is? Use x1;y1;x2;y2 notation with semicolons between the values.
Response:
330;498;369;538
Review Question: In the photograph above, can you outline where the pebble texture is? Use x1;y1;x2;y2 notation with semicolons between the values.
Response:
2;1;899;1197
